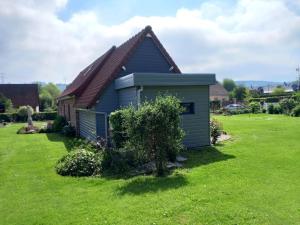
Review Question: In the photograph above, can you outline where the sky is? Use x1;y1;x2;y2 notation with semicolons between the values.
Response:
0;0;300;84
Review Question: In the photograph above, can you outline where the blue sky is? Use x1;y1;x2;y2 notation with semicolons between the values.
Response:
0;0;299;83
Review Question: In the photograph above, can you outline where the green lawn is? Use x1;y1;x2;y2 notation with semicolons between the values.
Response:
0;114;300;225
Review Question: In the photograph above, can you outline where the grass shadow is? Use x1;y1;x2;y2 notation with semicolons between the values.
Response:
116;173;188;195
46;133;74;151
183;146;235;169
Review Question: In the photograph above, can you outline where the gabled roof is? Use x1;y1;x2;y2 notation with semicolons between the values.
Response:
210;83;229;97
0;84;39;108
59;26;181;108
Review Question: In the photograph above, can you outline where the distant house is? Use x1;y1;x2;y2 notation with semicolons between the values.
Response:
210;83;229;103
0;84;39;112
58;26;216;147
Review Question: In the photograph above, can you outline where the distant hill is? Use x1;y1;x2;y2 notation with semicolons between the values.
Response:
235;80;283;88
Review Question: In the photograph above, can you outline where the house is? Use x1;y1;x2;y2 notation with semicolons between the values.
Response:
0;84;39;112
209;83;229;103
58;26;216;147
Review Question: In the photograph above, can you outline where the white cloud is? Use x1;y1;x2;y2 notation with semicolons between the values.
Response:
0;0;299;83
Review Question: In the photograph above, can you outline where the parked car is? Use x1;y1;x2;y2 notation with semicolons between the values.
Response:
224;104;244;111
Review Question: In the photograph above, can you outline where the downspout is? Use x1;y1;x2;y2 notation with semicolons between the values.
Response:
137;86;144;106
75;108;108;141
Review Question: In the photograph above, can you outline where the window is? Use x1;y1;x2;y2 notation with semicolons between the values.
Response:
180;102;195;115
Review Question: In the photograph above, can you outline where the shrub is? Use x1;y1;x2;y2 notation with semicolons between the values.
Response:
32;112;57;121
265;97;280;103
62;124;76;137
279;98;296;115
0;93;13;113
52;115;67;132
0;111;57;122
55;149;99;176
101;148;137;174
210;119;222;145
291;105;300;117
249;102;261;113
109;110;128;148
267;104;275;114
18;106;33;117
273;105;283;114
110;95;184;176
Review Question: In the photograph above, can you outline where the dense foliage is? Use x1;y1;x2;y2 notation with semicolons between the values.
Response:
210;119;222;145
110;95;185;176
38;83;61;112
279;98;296;115
249;102;261;113
272;86;285;95
0;111;57;122
291;105;300;117
231;86;247;101
52;115;67;132
17;105;33;117
222;79;236;92
0;93;13;112
56;149;100;176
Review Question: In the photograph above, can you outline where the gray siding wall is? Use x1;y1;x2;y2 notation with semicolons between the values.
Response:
78;110;97;141
92;37;175;138
117;87;138;107
141;86;210;148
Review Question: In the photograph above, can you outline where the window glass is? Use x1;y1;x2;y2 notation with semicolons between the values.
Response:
180;102;195;114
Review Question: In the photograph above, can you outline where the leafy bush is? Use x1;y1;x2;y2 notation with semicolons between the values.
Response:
32;112;57;121
249;102;261;113
17;106;33;117
109;110;128;148
55;149;99;176
110;95;184;176
101;148;137;174
279;98;296;115
52;115;67;132
265;97;280;103
62;124;76;137
0;93;13;112
291;105;300;117
210;119;222;145
0;111;57;122
273;105;283;114
267;104;275;114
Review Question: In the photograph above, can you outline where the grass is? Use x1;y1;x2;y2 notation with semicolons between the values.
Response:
0;114;300;225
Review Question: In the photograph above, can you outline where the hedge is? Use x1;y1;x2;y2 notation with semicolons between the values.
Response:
0;111;57;122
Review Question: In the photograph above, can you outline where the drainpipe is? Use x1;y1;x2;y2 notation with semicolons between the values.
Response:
137;86;144;106
75;108;108;141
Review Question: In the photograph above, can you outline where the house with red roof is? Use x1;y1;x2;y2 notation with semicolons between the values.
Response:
0;84;39;112
58;26;216;147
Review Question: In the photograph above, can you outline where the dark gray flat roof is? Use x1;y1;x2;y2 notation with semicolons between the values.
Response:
115;73;216;90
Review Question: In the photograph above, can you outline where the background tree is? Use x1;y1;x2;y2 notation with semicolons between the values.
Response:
232;86;247;101
0;93;13;113
272;86;285;95
223;79;236;92
38;83;61;111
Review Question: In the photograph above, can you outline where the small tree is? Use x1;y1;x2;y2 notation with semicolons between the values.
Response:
0;93;13;112
110;95;185;176
272;86;285;95
279;98;296;115
232;86;247;101
223;79;236;92
210;119;222;145
249;102;261;113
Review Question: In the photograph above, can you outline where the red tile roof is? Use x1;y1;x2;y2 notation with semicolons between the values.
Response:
0;84;39;108
59;26;181;108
